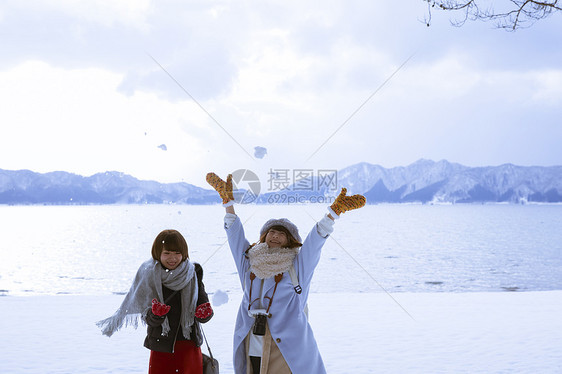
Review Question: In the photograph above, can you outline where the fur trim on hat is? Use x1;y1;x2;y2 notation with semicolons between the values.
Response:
260;218;301;243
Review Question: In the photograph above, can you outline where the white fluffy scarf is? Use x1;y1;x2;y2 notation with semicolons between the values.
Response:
247;242;299;279
97;258;198;338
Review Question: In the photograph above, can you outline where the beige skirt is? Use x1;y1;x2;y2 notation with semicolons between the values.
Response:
245;322;291;374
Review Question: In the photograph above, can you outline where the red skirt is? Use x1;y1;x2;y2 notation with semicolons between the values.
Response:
149;340;203;374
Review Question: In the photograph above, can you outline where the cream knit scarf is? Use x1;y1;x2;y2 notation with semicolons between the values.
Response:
247;242;299;279
97;258;198;338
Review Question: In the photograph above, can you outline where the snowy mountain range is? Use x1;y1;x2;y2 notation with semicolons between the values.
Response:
325;159;561;204
0;170;218;204
1;159;561;205
256;159;561;204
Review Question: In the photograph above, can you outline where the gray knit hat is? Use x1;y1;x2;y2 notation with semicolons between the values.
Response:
260;218;301;243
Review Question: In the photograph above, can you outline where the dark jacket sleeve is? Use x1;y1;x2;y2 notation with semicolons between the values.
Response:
194;263;214;323
144;308;166;327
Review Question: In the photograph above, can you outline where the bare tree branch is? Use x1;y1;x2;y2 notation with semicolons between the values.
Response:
423;0;561;30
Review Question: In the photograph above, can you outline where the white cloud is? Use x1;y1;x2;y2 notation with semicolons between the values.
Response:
530;70;562;105
7;0;151;29
0;1;561;185
0;61;211;182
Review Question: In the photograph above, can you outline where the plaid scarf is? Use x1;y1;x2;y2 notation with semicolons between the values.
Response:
97;258;198;338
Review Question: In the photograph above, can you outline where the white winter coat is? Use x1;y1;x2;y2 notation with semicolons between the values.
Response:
225;214;331;374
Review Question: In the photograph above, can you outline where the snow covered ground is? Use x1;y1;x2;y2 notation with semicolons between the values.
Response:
1;290;561;373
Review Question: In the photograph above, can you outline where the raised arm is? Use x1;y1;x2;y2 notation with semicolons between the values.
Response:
296;187;367;295
206;172;250;283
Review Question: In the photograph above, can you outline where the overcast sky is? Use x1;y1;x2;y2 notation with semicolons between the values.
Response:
1;0;561;188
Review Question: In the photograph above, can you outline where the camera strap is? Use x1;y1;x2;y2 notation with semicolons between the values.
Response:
248;272;283;315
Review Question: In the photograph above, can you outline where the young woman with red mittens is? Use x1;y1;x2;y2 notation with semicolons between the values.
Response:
206;172;366;374
97;229;214;374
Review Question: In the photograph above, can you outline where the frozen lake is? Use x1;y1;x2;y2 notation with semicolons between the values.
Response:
1;203;561;296
1;204;562;373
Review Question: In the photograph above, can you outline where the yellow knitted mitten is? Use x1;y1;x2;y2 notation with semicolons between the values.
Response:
206;172;234;205
328;188;366;218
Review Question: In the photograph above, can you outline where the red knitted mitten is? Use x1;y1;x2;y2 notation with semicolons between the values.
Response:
195;302;214;320
151;298;171;316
